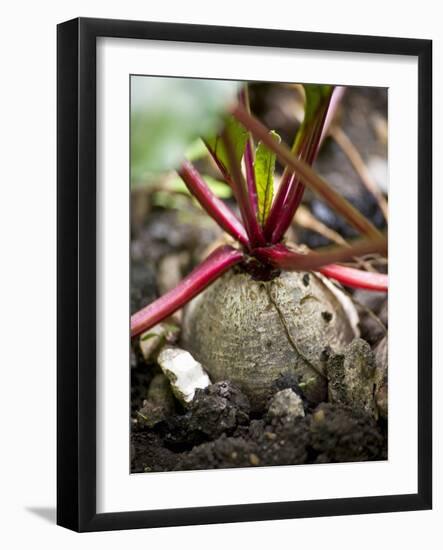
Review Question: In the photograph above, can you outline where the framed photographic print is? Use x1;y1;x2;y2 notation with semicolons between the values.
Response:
57;17;432;532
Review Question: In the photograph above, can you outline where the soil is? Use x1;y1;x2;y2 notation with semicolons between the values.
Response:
132;380;386;473
130;86;388;473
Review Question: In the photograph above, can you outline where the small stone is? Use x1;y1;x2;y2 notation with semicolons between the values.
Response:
268;389;305;420
249;453;260;466
313;409;325;423
157;346;211;405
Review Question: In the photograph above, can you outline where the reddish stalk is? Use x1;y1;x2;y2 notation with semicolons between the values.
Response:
253;238;388;291
331;125;389;221
282;102;332;217
319;264;388;292
221;128;265;247
269;113;328;243
265;96;331;242
130;245;244;337
232;104;382;241
263;134;307;241
266;87;346;243
320;86;346;144
178;160;250;248
244;140;259;217
240;85;259;218
254;238;387;272
204;139;236;189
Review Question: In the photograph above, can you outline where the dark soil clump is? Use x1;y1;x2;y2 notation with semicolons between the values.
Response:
131;432;178;473
150;381;251;452
131;382;387;472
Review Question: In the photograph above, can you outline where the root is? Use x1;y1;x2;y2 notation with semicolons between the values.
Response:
265;283;327;380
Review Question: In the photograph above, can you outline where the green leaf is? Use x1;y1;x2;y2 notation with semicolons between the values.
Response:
254;131;281;225
205;115;249;176
131;77;239;186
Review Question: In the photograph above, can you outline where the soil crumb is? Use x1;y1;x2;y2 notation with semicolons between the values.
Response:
131;382;387;473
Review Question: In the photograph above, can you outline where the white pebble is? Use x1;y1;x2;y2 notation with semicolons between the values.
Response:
157;346;211;405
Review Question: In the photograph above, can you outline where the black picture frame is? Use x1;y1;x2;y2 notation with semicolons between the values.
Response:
57;17;432;532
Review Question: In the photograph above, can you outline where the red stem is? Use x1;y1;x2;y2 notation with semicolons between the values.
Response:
320;86;346;144
254;240;388;291
131;245;244;337
204;139;235;188
270;87;345;242
255;239;386;271
244;139;259;217
203;135;264;247
319;264;388;292
267;95;332;243
178;160;250;248
221;128;266;247
264;117;315;240
240;86;259;220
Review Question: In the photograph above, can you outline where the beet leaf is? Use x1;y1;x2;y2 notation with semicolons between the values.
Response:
254;131;280;226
